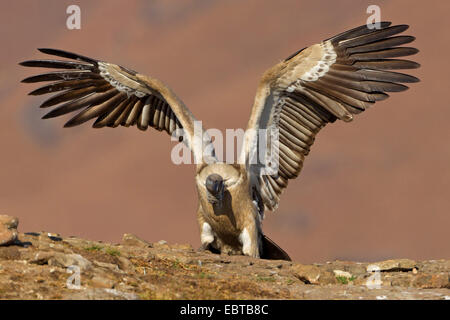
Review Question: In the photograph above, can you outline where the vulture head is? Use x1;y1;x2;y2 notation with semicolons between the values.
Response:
205;174;225;205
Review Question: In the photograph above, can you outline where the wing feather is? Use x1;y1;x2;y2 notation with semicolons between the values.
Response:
245;22;420;211
20;48;203;155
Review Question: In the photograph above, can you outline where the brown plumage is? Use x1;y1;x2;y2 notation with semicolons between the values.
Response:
20;22;419;260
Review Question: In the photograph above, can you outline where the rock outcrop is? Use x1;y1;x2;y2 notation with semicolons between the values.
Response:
0;219;448;299
0;215;18;246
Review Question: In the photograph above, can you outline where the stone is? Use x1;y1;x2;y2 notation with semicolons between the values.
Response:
333;270;353;279
29;251;55;265
291;264;337;285
122;233;152;248
48;253;92;271
367;259;417;272
0;215;19;246
93;260;120;271
117;256;134;273
37;232;62;243
90;276;115;289
412;273;450;289
171;243;194;251
0;246;21;260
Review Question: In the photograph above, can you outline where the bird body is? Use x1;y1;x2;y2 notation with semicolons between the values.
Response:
20;22;420;261
196;163;259;256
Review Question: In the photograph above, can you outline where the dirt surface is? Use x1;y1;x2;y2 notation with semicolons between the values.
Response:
0;231;448;300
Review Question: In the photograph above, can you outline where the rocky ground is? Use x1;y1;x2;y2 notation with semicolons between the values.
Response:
0;215;449;300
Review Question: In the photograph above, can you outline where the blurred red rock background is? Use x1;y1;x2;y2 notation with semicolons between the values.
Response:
0;0;448;263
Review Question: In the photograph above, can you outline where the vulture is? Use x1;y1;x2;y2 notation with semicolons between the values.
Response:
20;22;420;261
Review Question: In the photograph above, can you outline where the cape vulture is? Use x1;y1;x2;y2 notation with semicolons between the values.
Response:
20;22;420;260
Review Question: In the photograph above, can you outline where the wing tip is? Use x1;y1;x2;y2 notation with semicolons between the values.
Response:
408;61;421;69
28;88;41;96
392;24;410;32
18;61;29;67
37;48;99;65
411;75;421;83
63;120;77;128
92;122;103;129
41;111;56;120
20;76;35;83
39;101;52;108
372;21;393;29
38;48;60;55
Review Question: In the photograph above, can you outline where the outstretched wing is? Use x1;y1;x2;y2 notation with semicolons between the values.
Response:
20;48;202;153
244;22;420;211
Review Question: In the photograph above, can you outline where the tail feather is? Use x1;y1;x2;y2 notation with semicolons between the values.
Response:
260;235;291;261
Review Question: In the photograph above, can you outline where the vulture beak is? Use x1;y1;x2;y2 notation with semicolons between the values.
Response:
206;174;224;205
